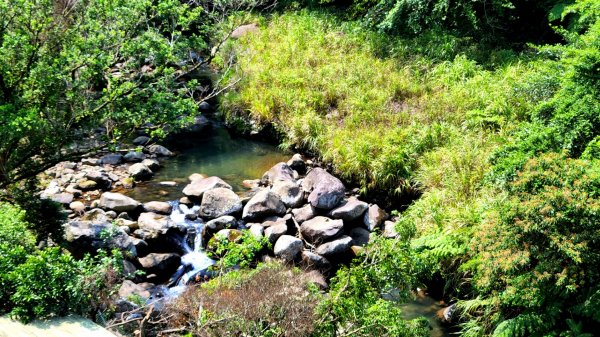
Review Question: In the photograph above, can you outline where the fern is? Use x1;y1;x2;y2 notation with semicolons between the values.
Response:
493;313;553;337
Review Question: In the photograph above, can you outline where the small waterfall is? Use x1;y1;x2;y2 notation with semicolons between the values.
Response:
167;201;215;291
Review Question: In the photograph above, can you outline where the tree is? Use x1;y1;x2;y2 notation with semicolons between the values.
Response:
0;0;219;188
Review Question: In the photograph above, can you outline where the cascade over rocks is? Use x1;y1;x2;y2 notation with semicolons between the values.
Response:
301;168;345;210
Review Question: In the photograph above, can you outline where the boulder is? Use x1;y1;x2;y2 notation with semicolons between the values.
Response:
300;216;344;244
199;188;242;219
85;171;112;189
261;162;295;186
349;227;370;246
315;235;353;258
182;176;232;200
128;163;153;180
189;173;208;182
249;223;264;239
133;136;151;146
76;179;97;191
287;153;306;174
301;168;345;210
99;192;140;212
99;153;124;165
139;253;180;275
292;204;318;224
145;144;173;157
69;201;86;214
273;235;303;262
264;224;287;244
118;280;151;300
142;158;160;171
329;198;368;222
363;204;388;231
80;208;110;222
49;192;74;205
271;180;303;208
137;212;176;237
64;220;136;255
203;215;237;236
301;251;331;270
143;201;173;215
242;189;286;221
124;151;146;163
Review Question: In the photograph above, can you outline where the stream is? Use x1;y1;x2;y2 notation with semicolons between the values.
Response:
126;123;451;336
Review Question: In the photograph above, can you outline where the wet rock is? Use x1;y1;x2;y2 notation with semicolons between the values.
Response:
143;201;172;215
179;197;193;206
271;180;303;208
301;251;331;270
64;220;136;255
274;235;302;262
185;115;211;132
118;280;151;300
128;163;153;181
300;216;344;244
133;238;149;257
287;153;306;175
99;153;124;165
302;168;345;210
133;136;151;146
292;204;318;224
124;151;146;163
142;158;160;171
437;303;457;323
329;197;368;222
242;189;286;221
349;227;370;246
364;204;388;231
261;162;295;186
139;253;180;275
99;192;140;212
315;235;353;258
383;220;399;238
183;176;232;200
199;188;242;219
265;224;287;244
49;193;74;205
137;212;176;238
145;144;173;157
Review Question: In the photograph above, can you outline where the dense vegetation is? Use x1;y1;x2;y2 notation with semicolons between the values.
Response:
0;0;598;336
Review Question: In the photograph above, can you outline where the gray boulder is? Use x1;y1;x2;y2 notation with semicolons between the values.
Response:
85;171;112;189
242;189;286;221
300;216;344;244
118;280;151;300
99;192;140;212
329;198;368;222
139;253;180;275
99;153;124;165
316;235;353;258
349;227;370;246
145;144;173;157
64;220;136;255
301;168;345;210
383;220;399;238
49;193;74;205
142;158;160;171
143;201;173;215
301;251;331;270
292;204;318;224
128;163;153;180
261;162;295;186
271;180;303;208
137;212;176;238
274;235;303;262
364;204;388;231
182;176;232;200
124;151;146;163
199;188;242;219
264;224;287;243
203;215;237;234
133;136;151;146
249;223;264;239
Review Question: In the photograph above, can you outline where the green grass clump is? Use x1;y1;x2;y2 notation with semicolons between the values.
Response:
222;11;544;196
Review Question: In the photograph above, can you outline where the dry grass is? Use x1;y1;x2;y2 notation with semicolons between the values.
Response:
166;262;321;336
